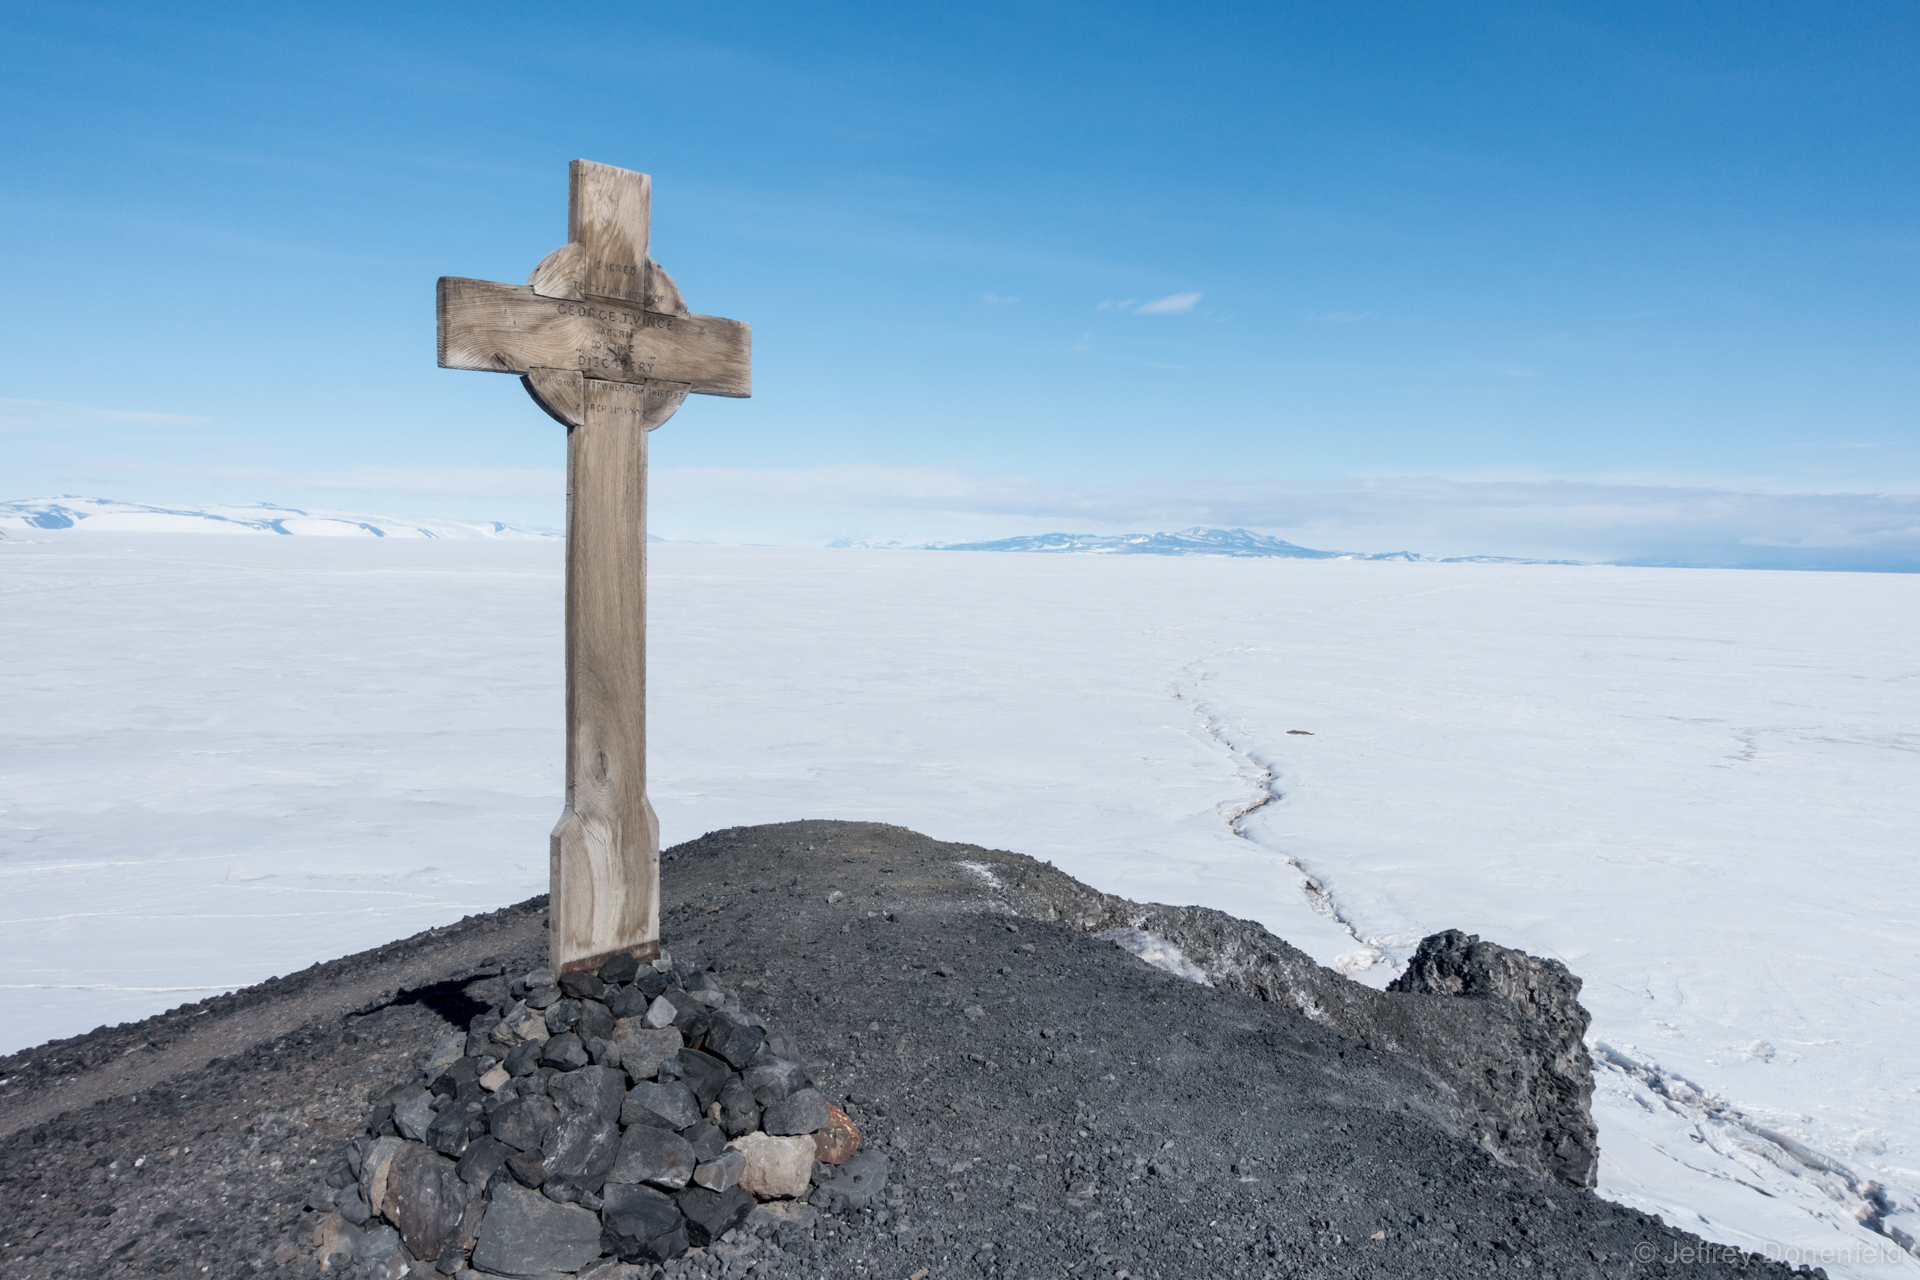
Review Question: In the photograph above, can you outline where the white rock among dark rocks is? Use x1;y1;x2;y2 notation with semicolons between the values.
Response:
728;1132;816;1200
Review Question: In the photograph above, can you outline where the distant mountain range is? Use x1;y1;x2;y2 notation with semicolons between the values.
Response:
7;500;1582;564
834;526;1584;564
0;497;561;540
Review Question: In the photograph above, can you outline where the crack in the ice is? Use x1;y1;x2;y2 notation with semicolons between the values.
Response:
1170;653;1379;966
1169;655;1915;1257
1169;658;1917;1256
1593;1041;1917;1257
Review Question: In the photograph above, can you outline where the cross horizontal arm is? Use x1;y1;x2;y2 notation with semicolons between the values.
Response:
437;277;751;398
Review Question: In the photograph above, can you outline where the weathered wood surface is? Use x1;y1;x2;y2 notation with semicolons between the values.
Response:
571;159;650;304
549;374;690;974
437;277;750;397
527;246;688;315
523;161;687;317
437;158;749;974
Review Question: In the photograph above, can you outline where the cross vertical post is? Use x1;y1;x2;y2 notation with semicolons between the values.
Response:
437;160;751;973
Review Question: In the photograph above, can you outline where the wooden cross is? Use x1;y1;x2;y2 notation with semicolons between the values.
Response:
436;159;750;974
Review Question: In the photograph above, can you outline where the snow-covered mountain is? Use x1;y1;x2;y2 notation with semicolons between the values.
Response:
0;496;559;540
936;527;1353;557
907;525;1585;564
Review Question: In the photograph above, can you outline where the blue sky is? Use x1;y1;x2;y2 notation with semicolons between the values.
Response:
3;2;1916;566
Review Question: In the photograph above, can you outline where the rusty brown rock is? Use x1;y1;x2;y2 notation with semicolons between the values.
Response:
812;1101;862;1165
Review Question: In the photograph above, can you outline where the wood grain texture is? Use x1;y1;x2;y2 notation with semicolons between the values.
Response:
549;376;688;974
645;260;688;316
570;159;650;305
521;367;585;427
438;277;750;398
435;159;751;972
527;242;586;301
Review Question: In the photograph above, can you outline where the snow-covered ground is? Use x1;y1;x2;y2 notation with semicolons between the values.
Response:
2;532;1915;1276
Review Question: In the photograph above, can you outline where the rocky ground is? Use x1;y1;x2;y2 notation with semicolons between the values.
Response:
0;821;1816;1278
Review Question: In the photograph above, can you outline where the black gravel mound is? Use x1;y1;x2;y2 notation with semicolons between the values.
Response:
0;820;1812;1278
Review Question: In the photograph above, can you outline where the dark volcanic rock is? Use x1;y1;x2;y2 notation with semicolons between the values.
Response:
426;1094;483;1157
606;985;653;1019
549;1064;627;1121
392;1089;435;1142
506;1145;548;1187
742;1056;809;1106
693;1146;746;1191
715;1080;760;1136
598;953;642;985
676;1184;754;1246
681;1120;727;1163
760;1087;829;1136
542;1032;590;1071
612;1023;680;1080
703;1011;765;1068
0;819;1806;1280
379;1141;470;1261
659;989;712;1041
559;970;607;1001
575;998;616;1043
539;1111;620;1189
976;837;1606;1187
503;1039;543;1077
429;1054;485;1096
1388;928;1598;1187
621;1080;701;1130
456;1135;513;1188
600;1182;687;1263
471;1181;602;1275
545;997;583;1034
488;1094;560;1152
608;1124;696;1189
674;1048;732;1109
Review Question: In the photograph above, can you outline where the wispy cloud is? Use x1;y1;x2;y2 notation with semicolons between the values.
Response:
0;399;214;431
1134;291;1203;315
1098;292;1203;314
292;467;564;498
69;461;562;500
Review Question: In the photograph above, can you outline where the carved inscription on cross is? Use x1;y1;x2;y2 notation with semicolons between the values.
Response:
437;159;750;974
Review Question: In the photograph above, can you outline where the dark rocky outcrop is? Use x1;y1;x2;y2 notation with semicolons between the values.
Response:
891;836;1600;1186
0;819;1804;1280
1389;928;1597;1186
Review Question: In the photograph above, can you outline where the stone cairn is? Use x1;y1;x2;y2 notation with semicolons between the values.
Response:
311;953;887;1277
